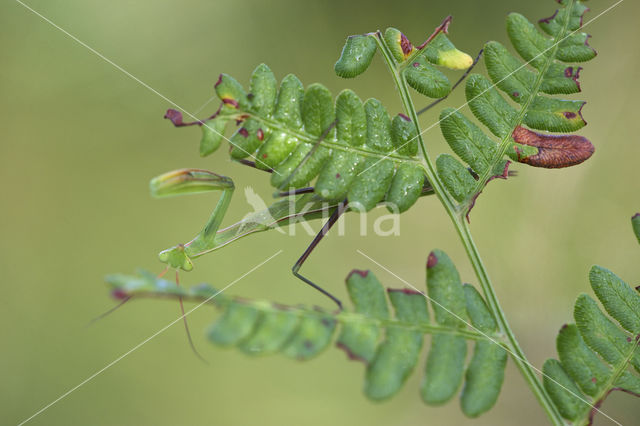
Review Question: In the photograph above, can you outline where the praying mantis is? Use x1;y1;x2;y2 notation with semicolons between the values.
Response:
138;19;486;357
153;26;482;305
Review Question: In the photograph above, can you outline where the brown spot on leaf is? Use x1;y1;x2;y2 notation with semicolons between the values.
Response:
257;128;264;141
335;173;341;179
222;98;239;108
412;62;420;67
238;128;249;138
512;91;520;98
427;252;438;268
262;153;268;159
564;112;577;119
400;33;413;57
512;126;594;168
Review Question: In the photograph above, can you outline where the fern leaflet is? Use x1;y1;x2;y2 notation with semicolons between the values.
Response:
107;250;507;418
437;0;597;217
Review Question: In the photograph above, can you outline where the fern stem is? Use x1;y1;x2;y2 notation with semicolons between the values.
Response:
375;29;567;425
458;221;565;425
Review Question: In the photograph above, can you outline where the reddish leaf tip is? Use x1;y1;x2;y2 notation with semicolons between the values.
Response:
214;74;223;88
427;252;438;268
387;287;422;295
347;269;369;281
111;288;129;300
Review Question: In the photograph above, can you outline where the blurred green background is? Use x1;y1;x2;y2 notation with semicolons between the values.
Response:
2;0;639;425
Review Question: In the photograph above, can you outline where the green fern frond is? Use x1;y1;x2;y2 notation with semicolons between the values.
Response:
106;250;507;418
437;0;597;216
165;23;471;213
541;216;640;425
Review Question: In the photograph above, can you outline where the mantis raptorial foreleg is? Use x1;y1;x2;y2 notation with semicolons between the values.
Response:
151;168;236;271
150;168;235;361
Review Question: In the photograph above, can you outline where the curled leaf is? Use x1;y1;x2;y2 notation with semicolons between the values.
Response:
511;126;594;168
384;27;414;62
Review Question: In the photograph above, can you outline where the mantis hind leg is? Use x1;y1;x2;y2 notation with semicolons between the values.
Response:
292;198;348;310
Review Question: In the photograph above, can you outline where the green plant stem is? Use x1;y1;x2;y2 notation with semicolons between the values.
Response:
374;32;565;425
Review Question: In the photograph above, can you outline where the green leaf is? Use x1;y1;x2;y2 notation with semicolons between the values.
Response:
436;154;476;203
544;248;640;424
337;270;389;362
365;289;428;400
589;266;640;334
422;334;466;405
556;324;610;397
440;108;497;176
461;340;507;417
107;253;506;415
543;359;588;421
238;308;300;355
426;250;467;327
335;89;367;147
229;118;266;160
422;32;473;70
404;55;451;99
422;250;468;405
302;83;335;138
384;162;425;213
248;63;277;117
215;73;249;110
199;118;228;157
437;0;596;216
334;35;377;78
390;114;418;157
633;213;640;244
460;285;507;417
208;303;259;346
281;311;336;360
574;294;639;371
169;65;431;214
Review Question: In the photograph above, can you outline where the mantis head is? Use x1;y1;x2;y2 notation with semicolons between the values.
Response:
158;244;194;271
